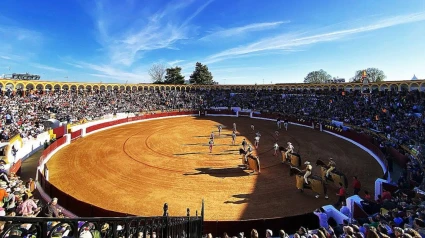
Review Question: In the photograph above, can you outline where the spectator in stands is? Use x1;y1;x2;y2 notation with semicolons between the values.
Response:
45;197;62;217
353;176;361;195
265;229;272;237
279;230;289;238
17;195;40;216
250;229;259;238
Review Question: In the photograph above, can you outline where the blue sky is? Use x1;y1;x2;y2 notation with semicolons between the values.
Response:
1;0;424;84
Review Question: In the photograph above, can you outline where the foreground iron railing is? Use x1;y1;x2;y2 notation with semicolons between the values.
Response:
0;203;204;238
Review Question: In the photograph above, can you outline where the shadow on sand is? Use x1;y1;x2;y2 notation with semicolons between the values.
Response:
224;194;251;204
183;167;251;178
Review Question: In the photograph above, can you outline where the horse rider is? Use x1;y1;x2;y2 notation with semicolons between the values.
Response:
242;139;247;151
285;142;294;159
244;144;253;164
326;158;336;179
303;161;313;184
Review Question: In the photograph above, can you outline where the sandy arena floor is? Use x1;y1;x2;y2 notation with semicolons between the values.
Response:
47;116;383;221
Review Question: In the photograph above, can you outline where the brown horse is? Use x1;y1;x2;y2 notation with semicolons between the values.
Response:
239;148;261;174
289;167;328;199
316;159;348;189
279;146;302;167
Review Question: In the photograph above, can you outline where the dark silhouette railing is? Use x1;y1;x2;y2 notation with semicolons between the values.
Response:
0;203;204;238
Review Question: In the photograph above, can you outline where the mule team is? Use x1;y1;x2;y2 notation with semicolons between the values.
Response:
207;119;348;199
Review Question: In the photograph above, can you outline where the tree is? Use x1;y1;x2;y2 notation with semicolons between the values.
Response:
303;69;332;83
189;62;215;85
149;63;166;84
350;68;386;83
164;67;185;84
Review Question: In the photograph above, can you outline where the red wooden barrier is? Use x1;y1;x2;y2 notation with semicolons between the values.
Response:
71;129;82;140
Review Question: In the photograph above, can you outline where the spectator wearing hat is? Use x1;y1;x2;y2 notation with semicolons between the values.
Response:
265;229;273;237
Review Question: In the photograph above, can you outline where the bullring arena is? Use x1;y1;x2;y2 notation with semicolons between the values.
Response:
47;115;383;221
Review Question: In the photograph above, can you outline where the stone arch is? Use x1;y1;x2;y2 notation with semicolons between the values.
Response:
78;85;84;91
345;85;352;91
323;86;329;90
113;85;119;91
0;82;3;91
15;82;24;90
400;83;409;91
62;84;69;91
420;83;425;91
93;85;99;91
106;85;112;91
70;85;77;91
354;85;361;91
86;85;92;91
370;85;378;91
380;84;388;91
25;83;34;91
45;84;53;91
362;85;370;93
4;82;15;91
390;84;399;91
54;84;61;91
36;84;44;91
131;86;137;91
409;83;419;91
125;86;130;91
337;85;344;91
170;86;175;91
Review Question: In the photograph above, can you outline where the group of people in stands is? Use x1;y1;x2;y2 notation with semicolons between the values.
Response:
0;87;424;237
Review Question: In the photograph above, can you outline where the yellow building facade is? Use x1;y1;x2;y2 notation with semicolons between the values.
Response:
0;79;424;92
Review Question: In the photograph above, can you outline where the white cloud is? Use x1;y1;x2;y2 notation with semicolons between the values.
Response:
91;0;214;67
167;60;185;66
76;62;149;83
204;12;425;64
31;63;66;72
200;21;289;41
0;56;11;60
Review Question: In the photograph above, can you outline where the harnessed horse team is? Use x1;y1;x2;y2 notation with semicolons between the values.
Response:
230;121;348;199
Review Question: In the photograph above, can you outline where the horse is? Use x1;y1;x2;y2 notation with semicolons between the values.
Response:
289;166;328;199
316;159;348;189
279;146;302;167
239;148;261;174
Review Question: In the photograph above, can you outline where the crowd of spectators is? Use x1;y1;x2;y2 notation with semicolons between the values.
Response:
1;86;425;237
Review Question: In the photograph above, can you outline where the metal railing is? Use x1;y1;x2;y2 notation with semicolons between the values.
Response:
0;202;204;238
